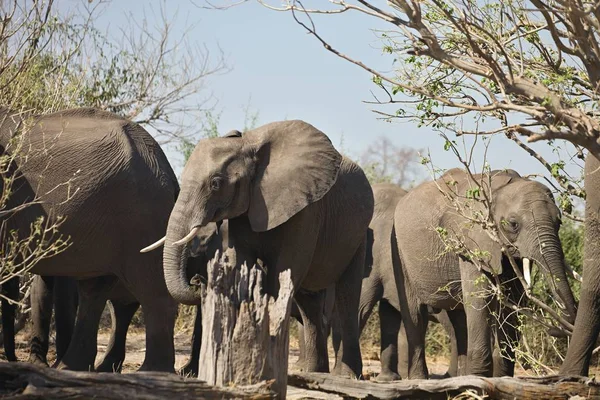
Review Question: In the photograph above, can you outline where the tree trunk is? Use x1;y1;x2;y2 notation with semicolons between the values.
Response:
198;251;293;399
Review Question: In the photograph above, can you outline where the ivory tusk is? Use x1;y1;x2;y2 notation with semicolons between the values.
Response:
140;236;166;253
173;226;201;246
523;257;532;287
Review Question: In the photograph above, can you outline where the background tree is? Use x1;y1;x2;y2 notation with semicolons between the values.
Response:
361;136;423;187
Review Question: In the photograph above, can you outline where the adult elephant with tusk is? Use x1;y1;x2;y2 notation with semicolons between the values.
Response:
394;168;577;379
143;121;374;378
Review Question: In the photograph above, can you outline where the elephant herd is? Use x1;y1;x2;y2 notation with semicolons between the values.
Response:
0;106;597;381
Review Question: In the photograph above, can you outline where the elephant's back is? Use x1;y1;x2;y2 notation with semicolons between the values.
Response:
30;109;174;193
19;108;177;277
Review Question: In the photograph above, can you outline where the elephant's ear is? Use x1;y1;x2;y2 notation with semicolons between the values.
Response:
245;120;342;232
463;225;504;275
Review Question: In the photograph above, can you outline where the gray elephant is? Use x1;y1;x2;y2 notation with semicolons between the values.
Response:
0;107;179;372
394;168;578;379
338;183;464;381
143;121;374;378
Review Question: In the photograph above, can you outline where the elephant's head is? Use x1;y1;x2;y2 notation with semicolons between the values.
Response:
147;120;342;304
454;170;577;324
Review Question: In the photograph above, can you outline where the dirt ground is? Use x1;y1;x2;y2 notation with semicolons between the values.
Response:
6;326;451;378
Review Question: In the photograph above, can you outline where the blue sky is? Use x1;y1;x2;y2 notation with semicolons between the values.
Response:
58;0;583;187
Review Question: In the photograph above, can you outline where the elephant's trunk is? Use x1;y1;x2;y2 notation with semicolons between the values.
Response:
530;229;578;325
163;202;204;306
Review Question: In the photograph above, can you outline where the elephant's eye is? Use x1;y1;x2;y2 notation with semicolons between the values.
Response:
210;176;222;191
502;218;519;232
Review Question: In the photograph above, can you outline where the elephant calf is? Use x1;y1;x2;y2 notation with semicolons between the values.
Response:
394;168;577;378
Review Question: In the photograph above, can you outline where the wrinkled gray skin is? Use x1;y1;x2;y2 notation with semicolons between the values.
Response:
0;107;179;372
395;169;577;379
561;155;600;375
159;121;374;378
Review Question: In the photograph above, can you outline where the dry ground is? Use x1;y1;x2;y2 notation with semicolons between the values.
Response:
5;325;453;377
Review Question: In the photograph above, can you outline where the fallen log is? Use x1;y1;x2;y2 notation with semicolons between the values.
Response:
288;372;600;399
198;251;294;399
0;362;274;399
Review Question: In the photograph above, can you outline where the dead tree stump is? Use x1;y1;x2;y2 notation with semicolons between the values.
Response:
198;251;293;399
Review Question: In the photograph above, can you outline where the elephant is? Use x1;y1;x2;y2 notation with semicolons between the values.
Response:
324;183;464;381
0;107;179;372
143;120;374;378
394;168;578;379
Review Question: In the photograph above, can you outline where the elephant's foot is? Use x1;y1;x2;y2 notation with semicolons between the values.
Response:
54;357;95;372
27;354;48;367
332;362;362;379
95;358;124;373
178;359;199;377
373;371;401;382
137;360;175;374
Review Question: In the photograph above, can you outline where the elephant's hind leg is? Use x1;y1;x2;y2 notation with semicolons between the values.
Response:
294;289;329;373
53;277;78;363
56;276;116;371
332;241;366;379
375;300;401;382
96;300;139;373
28;275;54;366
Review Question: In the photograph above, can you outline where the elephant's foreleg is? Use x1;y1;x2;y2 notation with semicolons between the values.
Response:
53;277;78;363
375;300;401;382
28;275;54;366
125;278;176;373
56;276;116;371
295;289;329;373
332;241;366;379
492;304;520;377
1;277;19;362
95;300;139;373
179;305;202;377
460;263;494;377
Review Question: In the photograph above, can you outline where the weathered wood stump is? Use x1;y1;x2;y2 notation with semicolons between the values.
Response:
198;251;294;399
0;362;274;399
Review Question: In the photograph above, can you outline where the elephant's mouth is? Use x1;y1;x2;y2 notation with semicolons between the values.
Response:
500;255;533;287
